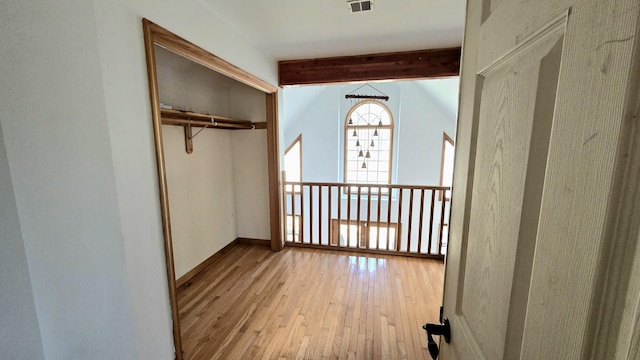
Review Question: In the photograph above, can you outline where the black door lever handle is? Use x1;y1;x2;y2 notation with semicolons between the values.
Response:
423;318;450;360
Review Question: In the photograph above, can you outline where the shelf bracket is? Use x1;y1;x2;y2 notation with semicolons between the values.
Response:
182;120;213;154
183;124;193;154
191;122;211;140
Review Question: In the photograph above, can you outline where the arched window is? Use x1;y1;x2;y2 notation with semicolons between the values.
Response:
344;101;393;187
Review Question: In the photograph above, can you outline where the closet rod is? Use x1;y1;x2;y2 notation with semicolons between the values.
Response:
162;117;253;130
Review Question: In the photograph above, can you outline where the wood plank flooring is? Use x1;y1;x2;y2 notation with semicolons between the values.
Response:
177;244;444;359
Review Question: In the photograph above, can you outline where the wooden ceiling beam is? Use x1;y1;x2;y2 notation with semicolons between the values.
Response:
278;47;461;86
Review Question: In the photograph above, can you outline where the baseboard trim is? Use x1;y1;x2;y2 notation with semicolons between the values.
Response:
176;239;238;289
176;238;272;289
237;237;271;247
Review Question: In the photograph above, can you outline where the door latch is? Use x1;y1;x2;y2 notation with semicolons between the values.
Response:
423;308;451;360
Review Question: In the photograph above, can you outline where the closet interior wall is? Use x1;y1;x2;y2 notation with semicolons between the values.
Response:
155;45;270;279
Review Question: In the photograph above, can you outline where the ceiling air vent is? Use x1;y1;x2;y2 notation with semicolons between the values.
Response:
348;0;373;13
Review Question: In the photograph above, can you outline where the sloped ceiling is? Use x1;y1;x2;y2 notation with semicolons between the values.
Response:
414;77;460;119
198;0;466;60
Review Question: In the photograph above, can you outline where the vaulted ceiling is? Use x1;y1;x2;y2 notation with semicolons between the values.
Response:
199;0;466;60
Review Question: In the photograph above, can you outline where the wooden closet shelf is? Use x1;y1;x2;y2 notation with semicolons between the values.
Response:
160;108;259;130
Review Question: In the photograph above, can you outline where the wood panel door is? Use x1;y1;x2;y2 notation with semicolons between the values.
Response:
441;0;640;359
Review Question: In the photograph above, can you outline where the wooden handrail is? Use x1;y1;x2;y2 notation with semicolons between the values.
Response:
283;181;450;192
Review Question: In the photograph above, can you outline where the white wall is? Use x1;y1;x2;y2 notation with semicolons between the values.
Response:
163;127;237;278
0;1;138;358
91;4;174;358
283;86;342;182
0;0;279;359
395;81;457;185
155;45;232;115
0;124;44;360
230;86;271;240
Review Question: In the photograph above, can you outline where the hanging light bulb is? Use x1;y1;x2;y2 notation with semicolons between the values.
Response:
358;150;364;157
361;161;367;169
348;117;353;125
373;129;378;136
365;150;371;158
356;139;360;147
370;140;375;147
352;129;357;137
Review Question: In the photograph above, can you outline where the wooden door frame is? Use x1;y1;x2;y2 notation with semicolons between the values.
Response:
142;19;282;360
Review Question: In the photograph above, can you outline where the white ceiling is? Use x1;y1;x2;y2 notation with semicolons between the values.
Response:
198;0;466;60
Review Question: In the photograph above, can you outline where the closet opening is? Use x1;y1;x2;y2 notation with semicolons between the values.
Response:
142;19;282;360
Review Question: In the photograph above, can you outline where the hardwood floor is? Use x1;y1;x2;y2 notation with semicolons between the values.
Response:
177;244;444;359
